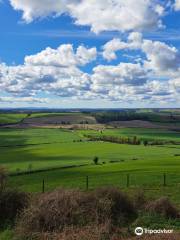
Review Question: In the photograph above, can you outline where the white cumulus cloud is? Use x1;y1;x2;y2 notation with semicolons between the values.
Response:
102;32;180;76
10;0;165;33
174;0;180;10
25;44;97;67
0;40;180;105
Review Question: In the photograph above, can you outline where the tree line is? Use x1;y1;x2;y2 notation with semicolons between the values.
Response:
91;111;179;123
85;134;180;146
85;135;143;145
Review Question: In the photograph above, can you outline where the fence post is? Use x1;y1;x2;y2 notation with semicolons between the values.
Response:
126;174;130;188
42;179;45;193
86;176;89;190
163;173;166;186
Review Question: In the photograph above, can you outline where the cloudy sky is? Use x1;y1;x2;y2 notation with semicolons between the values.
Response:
0;0;180;108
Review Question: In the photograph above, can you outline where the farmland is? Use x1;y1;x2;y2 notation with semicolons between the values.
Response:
0;127;179;173
0;109;180;239
0;110;179;206
0;113;27;125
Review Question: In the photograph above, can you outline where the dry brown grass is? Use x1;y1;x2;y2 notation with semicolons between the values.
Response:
15;187;136;239
145;197;180;219
94;187;136;225
14;188;180;240
133;189;147;210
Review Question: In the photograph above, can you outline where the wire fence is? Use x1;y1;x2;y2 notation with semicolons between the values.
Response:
39;171;180;193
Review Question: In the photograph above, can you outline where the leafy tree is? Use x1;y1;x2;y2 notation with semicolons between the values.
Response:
143;140;148;146
93;156;99;165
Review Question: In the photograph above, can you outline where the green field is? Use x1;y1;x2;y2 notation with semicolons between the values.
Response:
0;127;179;206
79;128;180;141
0;128;180;173
0;113;27;124
0;112;180;240
29;112;82;118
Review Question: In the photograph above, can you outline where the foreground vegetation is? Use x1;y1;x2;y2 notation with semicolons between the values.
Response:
0;170;180;240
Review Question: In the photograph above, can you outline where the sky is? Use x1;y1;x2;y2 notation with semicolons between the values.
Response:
0;0;180;108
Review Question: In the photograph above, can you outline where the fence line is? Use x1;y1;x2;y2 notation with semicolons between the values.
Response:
41;172;179;193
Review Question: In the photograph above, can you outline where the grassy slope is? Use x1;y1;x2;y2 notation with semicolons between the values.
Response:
0;129;179;173
29;112;81;118
0;127;179;204
0;128;85;171
0;114;27;124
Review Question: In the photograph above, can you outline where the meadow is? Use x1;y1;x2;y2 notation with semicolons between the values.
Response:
0;113;27;124
0;128;179;173
0;126;179;206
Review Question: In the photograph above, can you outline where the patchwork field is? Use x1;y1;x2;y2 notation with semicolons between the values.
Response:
0;125;179;205
0;110;180;239
0;128;179;172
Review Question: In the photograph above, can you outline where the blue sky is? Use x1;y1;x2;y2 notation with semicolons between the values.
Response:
0;0;180;108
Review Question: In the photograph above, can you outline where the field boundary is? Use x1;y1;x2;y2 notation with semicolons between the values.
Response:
9;163;89;177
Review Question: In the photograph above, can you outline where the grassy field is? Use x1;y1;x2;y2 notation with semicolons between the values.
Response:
0;112;180;239
0;128;179;173
0;113;27;124
7;161;180;204
0;127;178;205
79;128;180;141
29;112;82;118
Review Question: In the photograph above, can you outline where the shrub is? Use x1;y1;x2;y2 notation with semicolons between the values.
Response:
145;197;180;219
16;189;95;235
29;223;114;240
0;229;14;240
0;189;29;227
133;190;146;210
93;156;99;165
94;187;137;225
16;187;136;238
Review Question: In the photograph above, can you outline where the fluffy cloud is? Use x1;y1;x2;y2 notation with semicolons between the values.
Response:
91;63;147;87
170;78;180;93
0;96;49;103
102;39;130;61
0;63;91;97
9;0;73;23
25;44;97;67
102;32;143;61
0;40;179;105
0;43;94;98
89;63;148;102
174;0;180;10
69;0;164;33
102;33;180;76
10;0;164;33
142;40;180;74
